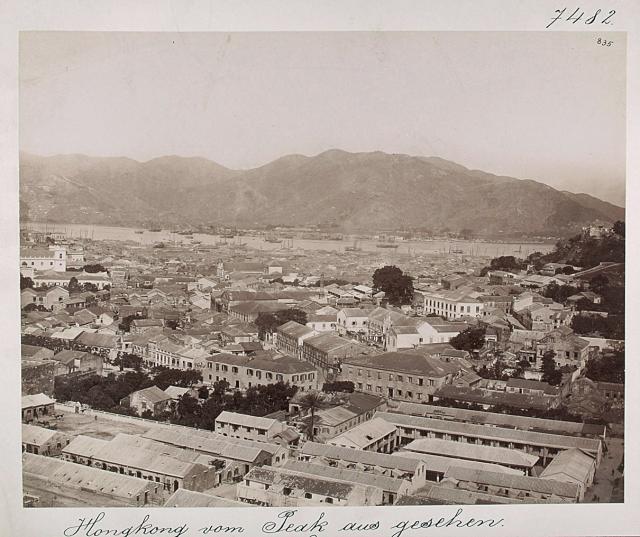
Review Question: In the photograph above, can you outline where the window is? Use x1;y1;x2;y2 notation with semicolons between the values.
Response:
247;369;253;376
366;384;372;391
304;493;312;499
418;378;424;386
408;376;413;384
292;375;299;382
266;372;273;380
276;374;283;381
325;497;333;504
397;375;403;382
232;367;238;373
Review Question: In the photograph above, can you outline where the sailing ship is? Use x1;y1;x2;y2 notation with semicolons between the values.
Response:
376;236;398;249
345;240;362;252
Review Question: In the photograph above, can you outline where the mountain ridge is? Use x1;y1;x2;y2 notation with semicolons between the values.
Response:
19;150;624;236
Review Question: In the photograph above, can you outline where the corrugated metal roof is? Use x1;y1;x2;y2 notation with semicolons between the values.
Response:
376;412;602;453
404;438;538;468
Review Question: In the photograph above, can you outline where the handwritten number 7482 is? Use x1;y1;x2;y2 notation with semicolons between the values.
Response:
547;8;615;28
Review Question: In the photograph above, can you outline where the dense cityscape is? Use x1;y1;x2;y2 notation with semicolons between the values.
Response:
19;220;625;508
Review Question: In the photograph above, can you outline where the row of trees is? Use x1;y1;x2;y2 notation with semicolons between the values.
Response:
571;314;624;340
584;351;625;384
165;380;298;429
54;369;300;430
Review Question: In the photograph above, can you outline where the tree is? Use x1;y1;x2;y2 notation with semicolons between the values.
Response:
176;394;200;426
541;351;562;385
255;309;308;340
20;274;34;290
68;276;81;293
165;319;179;330
119;314;144;332
82;264;107;273
255;313;281;340
23;303;48;312
119;353;143;372
82;282;99;293
450;327;486;352
198;386;210;399
154;368;202;390
584;350;625;383
372;265;414;306
543;283;579;303
613;220;625;237
298;391;323;442
590;275;610;295
322;381;355;393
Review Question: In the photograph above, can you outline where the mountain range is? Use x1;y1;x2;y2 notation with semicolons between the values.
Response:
19;150;625;236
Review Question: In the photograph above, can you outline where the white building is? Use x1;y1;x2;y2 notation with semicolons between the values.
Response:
414;288;484;320
20;246;67;274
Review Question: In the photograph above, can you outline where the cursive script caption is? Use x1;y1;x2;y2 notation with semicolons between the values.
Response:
62;509;505;537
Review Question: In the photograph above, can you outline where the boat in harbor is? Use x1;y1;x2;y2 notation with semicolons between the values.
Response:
265;233;282;243
134;230;144;234
376;243;399;249
345;240;362;252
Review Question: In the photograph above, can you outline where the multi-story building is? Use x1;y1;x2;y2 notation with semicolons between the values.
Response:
413;288;484;320
215;411;294;444
341;351;461;402
301;333;369;376
237;465;383;507
336;308;370;336
20;246;67;274
200;352;318;392
21;286;69;311
275;321;317;359
367;307;417;346
327;417;399;453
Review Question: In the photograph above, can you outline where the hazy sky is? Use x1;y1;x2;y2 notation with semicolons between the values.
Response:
20;31;626;206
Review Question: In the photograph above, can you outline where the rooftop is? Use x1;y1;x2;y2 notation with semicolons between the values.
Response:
344;351;460;378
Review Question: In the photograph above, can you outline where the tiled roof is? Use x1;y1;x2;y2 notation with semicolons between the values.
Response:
283;460;406;493
301;441;421;473
376;412;601;453
445;466;579;498
404;438;539;468
23;453;150;499
21;393;55;409
164;489;247;508
343;352;460;378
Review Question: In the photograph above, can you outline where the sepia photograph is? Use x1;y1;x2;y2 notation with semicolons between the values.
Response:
17;30;626;511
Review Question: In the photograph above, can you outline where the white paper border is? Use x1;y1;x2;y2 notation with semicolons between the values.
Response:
1;1;639;536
